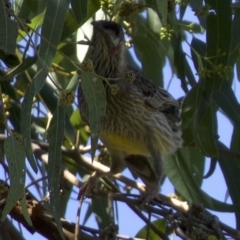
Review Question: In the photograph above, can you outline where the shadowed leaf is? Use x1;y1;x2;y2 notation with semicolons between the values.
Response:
2;136;26;220
80;71;106;159
48;104;65;240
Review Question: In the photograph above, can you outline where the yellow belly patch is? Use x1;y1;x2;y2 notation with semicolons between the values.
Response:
100;131;149;156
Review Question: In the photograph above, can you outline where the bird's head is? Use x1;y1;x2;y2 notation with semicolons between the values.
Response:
91;20;125;56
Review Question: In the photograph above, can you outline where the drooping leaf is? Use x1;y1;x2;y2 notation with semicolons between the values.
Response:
217;141;240;228
17;12;45;42
237;56;240;81
191;37;206;73
0;2;18;54
80;71;106;159
189;0;206;28
48;104;65;240
230;125;240;152
34;0;70;94
70;109;89;145
0;55;38;82
204;0;232;92
92;196;110;229
136;218;166;239
39;82;76;144
133;35;163;86
1;136;26;220
203;158;217;179
61;0;100;41
182;83;218;157
66;72;79;91
155;0;168;26
70;0;88;24
174;35;188;93
165;147;236;211
229;8;240;65
194;99;218;157
178;21;204;34
20;192;32;226
21;83;38;173
213;86;240;128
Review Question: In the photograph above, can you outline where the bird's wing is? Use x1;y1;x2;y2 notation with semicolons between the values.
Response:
131;68;179;110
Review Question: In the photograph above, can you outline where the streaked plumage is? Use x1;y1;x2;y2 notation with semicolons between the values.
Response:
78;20;182;200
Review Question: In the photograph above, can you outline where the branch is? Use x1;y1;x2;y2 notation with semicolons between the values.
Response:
0;134;240;239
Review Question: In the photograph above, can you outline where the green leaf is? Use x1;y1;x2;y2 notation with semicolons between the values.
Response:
213;86;240;128
70;109;89;145
217;141;240;228
178;21;204;34
20;192;32;226
229;8;240;65
39;82;76;144
133;36;163;86
155;0;168;26
174;35;188;93
237;56;240;81
203;158;217;179
21;83;38;173
66;72;79;91
165;147;236;211
189;0;206;28
34;0;70;94
204;0;232;92
179;1;187;20
165;147;205;189
182;83;218;156
48;105;65;240
208;236;218;240
70;0;88;24
80;71;106;159
230;126;240;228
185;57;197;88
0;2;18;54
230;125;240;152
191;37;206;73
136;219;166;239
17;13;45;42
61;0;100;41
194;99;218;157
0;55;37;81
1;136;26;220
82;195;93;226
92;196;110;229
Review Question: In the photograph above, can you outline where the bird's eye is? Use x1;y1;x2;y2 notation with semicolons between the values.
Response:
114;29;120;36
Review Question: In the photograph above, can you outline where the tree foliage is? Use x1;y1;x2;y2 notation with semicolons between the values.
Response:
0;0;240;239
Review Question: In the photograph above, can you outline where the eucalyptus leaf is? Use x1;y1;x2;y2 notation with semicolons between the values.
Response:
48;104;65;240
217;141;240;228
21;83;38;173
71;0;88;24
165;147;236;211
2;136;26;220
80;71;106;159
0;2;18;54
136;219;166;239
34;0;69;94
92;196;110;229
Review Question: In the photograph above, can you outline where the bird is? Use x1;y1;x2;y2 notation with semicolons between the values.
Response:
78;20;182;202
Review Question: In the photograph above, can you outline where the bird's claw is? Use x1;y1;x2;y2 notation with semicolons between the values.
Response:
138;185;160;206
78;173;98;199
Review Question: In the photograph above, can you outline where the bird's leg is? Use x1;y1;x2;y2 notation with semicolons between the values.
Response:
108;150;126;175
78;171;104;199
78;150;126;199
140;148;163;204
